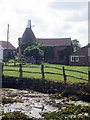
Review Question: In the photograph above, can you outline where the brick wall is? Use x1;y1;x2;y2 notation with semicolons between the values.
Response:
69;56;88;66
69;46;88;66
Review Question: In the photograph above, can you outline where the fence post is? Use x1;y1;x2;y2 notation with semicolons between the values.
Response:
19;64;22;78
88;71;90;85
41;64;45;79
2;63;3;78
2;63;3;74
14;59;16;66
5;59;7;65
63;66;66;84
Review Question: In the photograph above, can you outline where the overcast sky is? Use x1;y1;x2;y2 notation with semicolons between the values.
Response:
0;0;89;47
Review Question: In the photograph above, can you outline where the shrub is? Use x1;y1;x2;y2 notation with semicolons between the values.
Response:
42;105;90;120
2;97;23;105
40;45;54;60
24;46;44;61
2;111;33;120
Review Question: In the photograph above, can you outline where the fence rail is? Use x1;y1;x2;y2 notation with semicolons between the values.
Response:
45;66;62;70
65;69;88;75
2;64;89;83
66;74;88;81
4;69;18;72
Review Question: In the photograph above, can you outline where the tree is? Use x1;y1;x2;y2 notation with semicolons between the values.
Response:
24;46;44;62
72;39;81;52
40;45;54;61
20;40;38;55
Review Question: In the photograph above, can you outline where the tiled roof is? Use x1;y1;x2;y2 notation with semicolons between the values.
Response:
38;38;71;46
70;46;88;56
20;28;37;44
19;21;71;46
0;41;16;50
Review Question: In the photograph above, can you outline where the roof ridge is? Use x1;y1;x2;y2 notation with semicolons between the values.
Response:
38;37;71;39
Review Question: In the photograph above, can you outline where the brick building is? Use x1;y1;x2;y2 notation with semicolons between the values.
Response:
18;20;72;65
38;38;72;64
69;44;89;66
0;41;16;59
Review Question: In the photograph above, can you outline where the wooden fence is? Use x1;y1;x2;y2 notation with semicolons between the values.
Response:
2;63;89;83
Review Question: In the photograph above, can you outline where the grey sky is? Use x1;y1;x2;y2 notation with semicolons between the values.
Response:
0;0;89;47
49;2;87;10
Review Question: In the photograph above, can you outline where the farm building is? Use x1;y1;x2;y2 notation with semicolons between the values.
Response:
0;41;16;60
0;44;4;62
69;44;90;66
18;20;72;65
38;38;72;64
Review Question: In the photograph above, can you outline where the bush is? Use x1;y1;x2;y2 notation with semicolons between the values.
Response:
20;40;38;55
24;46;44;61
42;105;90;120
2;97;23;105
2;111;33;120
40;45;54;60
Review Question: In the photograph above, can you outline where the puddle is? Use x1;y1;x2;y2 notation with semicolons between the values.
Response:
0;89;58;118
1;88;90;119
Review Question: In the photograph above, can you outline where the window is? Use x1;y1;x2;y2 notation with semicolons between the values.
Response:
71;56;79;62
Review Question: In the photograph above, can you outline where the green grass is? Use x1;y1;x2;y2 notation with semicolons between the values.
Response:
3;62;88;83
45;63;88;83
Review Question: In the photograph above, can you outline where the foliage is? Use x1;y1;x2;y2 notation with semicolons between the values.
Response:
40;45;54;61
43;105;90;120
69;95;79;101
7;51;15;60
24;45;44;61
50;93;62;99
2;97;23;105
64;46;73;57
1;111;35;120
80;91;90;102
72;39;81;52
58;46;73;64
50;93;79;101
20;40;38;55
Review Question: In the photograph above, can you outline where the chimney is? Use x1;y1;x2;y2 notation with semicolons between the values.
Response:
26;20;31;29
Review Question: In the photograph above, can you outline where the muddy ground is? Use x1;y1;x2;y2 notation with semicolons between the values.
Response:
0;88;90;119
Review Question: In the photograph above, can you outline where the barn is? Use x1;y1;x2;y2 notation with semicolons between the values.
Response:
18;20;72;65
38;38;72;64
69;44;89;66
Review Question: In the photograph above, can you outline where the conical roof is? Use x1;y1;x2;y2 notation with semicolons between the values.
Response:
20;20;37;44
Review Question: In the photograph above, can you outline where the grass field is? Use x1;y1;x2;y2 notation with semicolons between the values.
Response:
3;62;88;83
